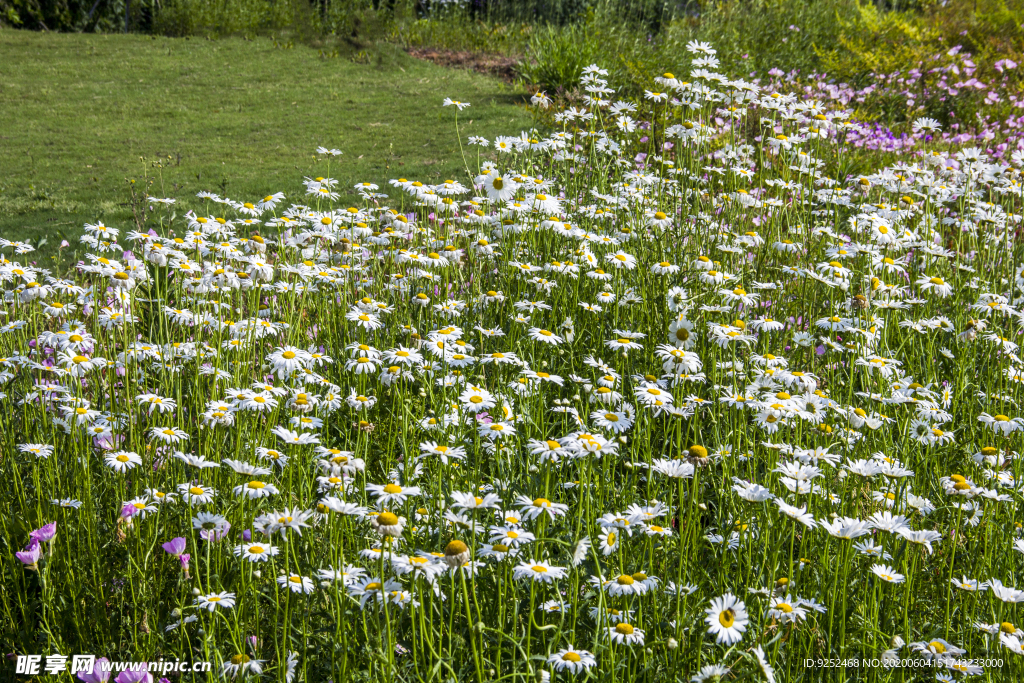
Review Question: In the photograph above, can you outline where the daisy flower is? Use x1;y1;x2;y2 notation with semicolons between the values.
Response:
705;593;749;645
234;542;280;563
105;451;143;472
233;480;280;499
196;591;236;611
366;481;422;507
870;564;906;584
513;560;567;583
178;483;217;505
608;622;645;645
514;495;569;521
547;647;596;674
277;574;316;594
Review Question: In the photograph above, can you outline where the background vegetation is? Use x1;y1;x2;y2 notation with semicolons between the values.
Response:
0;31;533;265
4;0;1020;82
1;0;1021;259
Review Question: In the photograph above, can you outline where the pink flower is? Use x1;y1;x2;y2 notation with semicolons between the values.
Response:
16;538;41;568
200;521;230;542
30;522;57;543
76;658;111;682
162;537;187;557
114;666;152;683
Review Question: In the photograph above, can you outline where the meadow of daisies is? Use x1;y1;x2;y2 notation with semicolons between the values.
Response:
4;39;1024;682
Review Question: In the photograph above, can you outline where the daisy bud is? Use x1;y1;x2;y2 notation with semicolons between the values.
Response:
444;540;470;567
192;588;201;596
667;638;678;650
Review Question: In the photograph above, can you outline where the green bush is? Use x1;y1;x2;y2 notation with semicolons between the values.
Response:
0;0;130;32
515;23;602;93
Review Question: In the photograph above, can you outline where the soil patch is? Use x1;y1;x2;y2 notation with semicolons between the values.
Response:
407;48;521;83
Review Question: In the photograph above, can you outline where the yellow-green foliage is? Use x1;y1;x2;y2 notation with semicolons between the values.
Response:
816;3;940;83
817;0;1023;85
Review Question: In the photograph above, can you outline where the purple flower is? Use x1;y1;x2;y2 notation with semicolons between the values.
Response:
200;521;230;542
30;522;57;543
161;537;187;557
242;529;252;542
120;504;140;520
16;539;41;567
114;666;151;683
77;658;111;682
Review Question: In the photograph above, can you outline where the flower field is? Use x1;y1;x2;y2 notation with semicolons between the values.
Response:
4;38;1024;682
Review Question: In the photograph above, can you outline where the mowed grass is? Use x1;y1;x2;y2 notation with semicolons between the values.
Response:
0;30;534;264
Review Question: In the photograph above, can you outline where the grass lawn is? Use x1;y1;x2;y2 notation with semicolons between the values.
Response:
0;30;534;266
